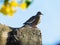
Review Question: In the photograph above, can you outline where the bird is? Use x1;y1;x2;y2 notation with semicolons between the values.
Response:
23;11;43;28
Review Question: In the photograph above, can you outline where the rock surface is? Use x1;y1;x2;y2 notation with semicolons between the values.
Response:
0;24;42;45
0;24;11;45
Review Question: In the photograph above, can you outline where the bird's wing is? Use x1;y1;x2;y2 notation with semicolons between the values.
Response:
24;16;35;24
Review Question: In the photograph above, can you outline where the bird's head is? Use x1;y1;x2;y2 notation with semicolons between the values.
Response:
36;11;43;16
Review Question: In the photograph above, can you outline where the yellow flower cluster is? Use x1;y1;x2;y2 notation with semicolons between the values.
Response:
0;5;16;16
0;0;18;16
0;0;32;16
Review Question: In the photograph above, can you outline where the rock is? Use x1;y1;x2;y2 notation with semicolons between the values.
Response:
0;24;11;45
17;25;42;45
0;24;42;45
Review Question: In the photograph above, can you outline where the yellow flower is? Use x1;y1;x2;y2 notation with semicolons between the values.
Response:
0;5;16;16
19;2;27;10
0;5;9;15
8;7;16;16
9;0;18;7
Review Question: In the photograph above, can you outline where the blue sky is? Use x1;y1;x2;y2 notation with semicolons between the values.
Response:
0;0;60;45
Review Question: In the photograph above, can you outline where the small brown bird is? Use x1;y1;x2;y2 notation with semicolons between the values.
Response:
24;11;43;28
